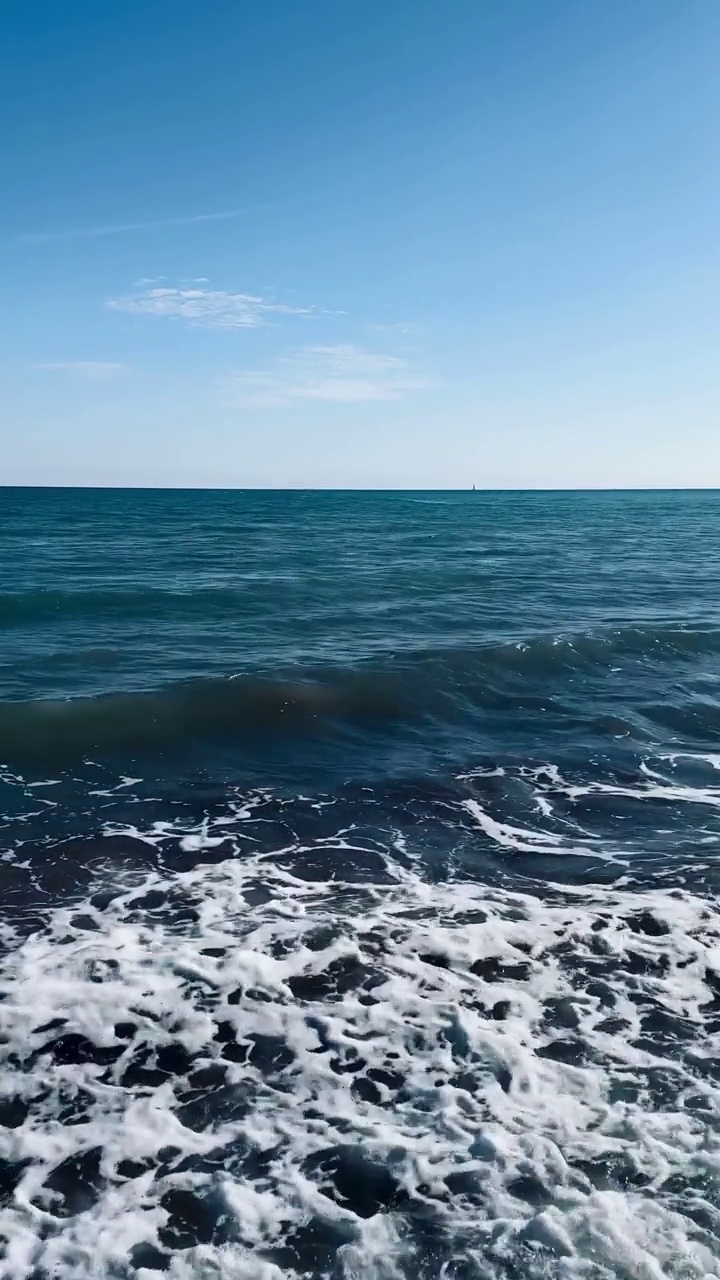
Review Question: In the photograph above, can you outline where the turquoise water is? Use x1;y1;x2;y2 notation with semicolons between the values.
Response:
1;488;720;1278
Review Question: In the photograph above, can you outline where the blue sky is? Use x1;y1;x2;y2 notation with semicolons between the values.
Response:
3;0;720;487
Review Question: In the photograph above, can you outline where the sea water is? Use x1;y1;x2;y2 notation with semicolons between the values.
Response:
1;487;719;1278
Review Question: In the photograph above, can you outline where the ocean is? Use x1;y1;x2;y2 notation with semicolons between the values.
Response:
1;486;719;1280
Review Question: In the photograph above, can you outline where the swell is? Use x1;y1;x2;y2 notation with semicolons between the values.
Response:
0;627;718;766
1;582;720;665
463;624;720;665
0;586;277;626
0;671;421;764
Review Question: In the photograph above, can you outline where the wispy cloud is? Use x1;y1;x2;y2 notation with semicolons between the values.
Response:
226;344;432;407
17;209;248;245
108;285;312;329
36;361;128;380
368;321;421;337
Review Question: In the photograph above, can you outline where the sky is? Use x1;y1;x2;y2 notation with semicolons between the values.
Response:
2;0;720;488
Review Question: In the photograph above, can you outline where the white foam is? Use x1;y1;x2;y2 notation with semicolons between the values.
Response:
661;753;720;772
0;808;719;1278
461;798;613;861
514;757;720;818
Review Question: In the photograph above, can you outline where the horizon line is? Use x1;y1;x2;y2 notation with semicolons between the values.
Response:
1;484;717;494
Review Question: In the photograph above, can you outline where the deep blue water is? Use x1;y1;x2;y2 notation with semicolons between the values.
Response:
1;488;720;1279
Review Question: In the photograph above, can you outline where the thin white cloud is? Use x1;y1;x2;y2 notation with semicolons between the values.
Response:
36;361;128;379
108;285;312;329
17;209;248;245
368;321;420;337
226;344;432;407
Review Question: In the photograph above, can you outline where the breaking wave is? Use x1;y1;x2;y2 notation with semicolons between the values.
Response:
2;625;720;766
